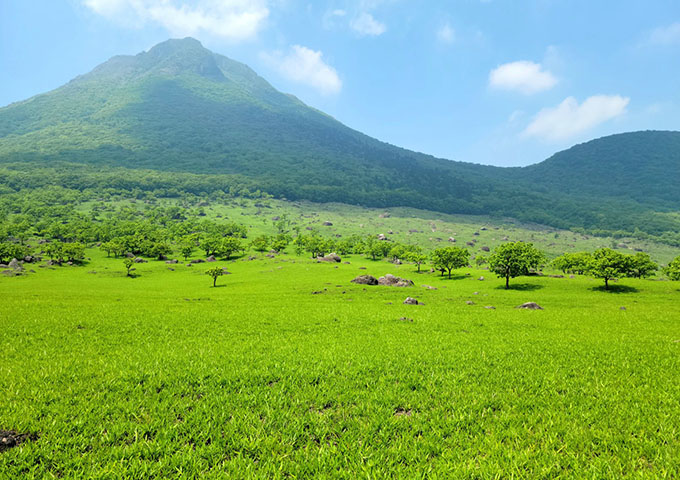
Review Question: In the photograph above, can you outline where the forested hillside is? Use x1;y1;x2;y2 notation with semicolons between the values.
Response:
0;38;678;243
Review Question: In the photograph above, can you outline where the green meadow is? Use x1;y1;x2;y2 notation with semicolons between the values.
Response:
2;242;680;478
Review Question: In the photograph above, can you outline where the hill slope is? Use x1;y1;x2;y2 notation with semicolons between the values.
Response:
0;38;679;239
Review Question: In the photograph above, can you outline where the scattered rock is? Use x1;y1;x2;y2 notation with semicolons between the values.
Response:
190;259;205;264
133;257;147;263
165;259;178;264
485;306;496;310
358;266;367;270
403;297;420;305
23;255;34;263
448;237;456;243
466;301;475;305
322;221;333;226
473;232;480;236
473;292;479;295
126;252;135;258
480;227;488;231
272;216;280;221
378;212;391;218
423;285;437;290
466;241;475;247
478;276;485;281
548;274;565;278
394;408;412;417
569;275;575;279
620;306;627;311
377;234;387;241
393;259;402;265
167;267;175;271
502;236;509;241
516;302;544;310
481;246;490;252
388;230;394;235
398;317;413;322
379;274;414;287
318;253;341;263
8;258;22;271
351;275;378;285
206;255;216;262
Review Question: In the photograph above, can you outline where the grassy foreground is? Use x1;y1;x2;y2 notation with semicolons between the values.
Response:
1;249;680;478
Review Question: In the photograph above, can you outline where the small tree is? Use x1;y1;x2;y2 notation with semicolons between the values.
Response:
250;235;270;253
664;256;680;281
628;252;658;279
180;242;194;261
587;248;630;290
408;252;428;273
123;258;134;277
489;241;545;289
552;252;592;275
431;247;469;279
206;266;224;287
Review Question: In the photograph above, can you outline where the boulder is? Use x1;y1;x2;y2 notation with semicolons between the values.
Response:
403;297;420;305
126;252;135;258
8;258;22;271
322;221;333;226
206;255;216;262
319;253;341;263
448;237;456;243
378;274;414;287
351;275;378;285
481;246;490;252
133;257;147;263
377;234;387;241
516;302;544;310
165;259;178;264
478;276;485;281
190;259;205;264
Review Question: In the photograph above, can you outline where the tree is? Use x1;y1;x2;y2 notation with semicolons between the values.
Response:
148;242;172;260
587;248;631;290
44;241;65;262
408;252;428;273
489;242;545;289
430;247;469;279
221;236;243;259
180;242;194;261
206;266;224;287
552;252;592;275
664;256;680;281
62;242;85;263
270;234;290;254
628;252;658;279
123;258;134;277
250;235;269;252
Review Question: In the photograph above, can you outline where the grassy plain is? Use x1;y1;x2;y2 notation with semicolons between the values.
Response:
2;241;680;478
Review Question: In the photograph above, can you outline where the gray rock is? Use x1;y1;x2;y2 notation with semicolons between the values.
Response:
206;255;216;262
516;302;543;310
351;275;378;285
403;297;419;305
318;253;341;263
378;274;413;287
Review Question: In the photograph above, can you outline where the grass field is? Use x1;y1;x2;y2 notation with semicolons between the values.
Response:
2;245;680;478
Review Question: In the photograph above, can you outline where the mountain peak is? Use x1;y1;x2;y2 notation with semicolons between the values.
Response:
145;37;207;57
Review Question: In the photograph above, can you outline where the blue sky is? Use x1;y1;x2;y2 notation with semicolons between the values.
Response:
1;0;679;166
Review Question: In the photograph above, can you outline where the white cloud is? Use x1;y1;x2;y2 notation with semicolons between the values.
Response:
331;9;347;17
82;0;269;41
437;23;455;44
350;12;386;36
262;45;342;95
489;60;557;95
523;95;630;141
647;22;680;45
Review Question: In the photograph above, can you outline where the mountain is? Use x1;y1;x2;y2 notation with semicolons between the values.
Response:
1;38;679;241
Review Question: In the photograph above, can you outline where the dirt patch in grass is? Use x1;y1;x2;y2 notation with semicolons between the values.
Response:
0;430;37;452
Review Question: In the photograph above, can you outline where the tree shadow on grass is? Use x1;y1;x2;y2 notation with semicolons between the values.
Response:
495;283;544;291
590;284;639;294
212;284;227;288
438;274;468;281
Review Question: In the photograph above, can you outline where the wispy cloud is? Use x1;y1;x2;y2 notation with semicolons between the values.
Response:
82;0;269;41
489;60;557;95
523;95;629;141
261;45;342;95
437;23;455;44
646;22;680;46
350;12;386;36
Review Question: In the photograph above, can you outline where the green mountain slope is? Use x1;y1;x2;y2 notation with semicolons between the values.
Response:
0;38;679;240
